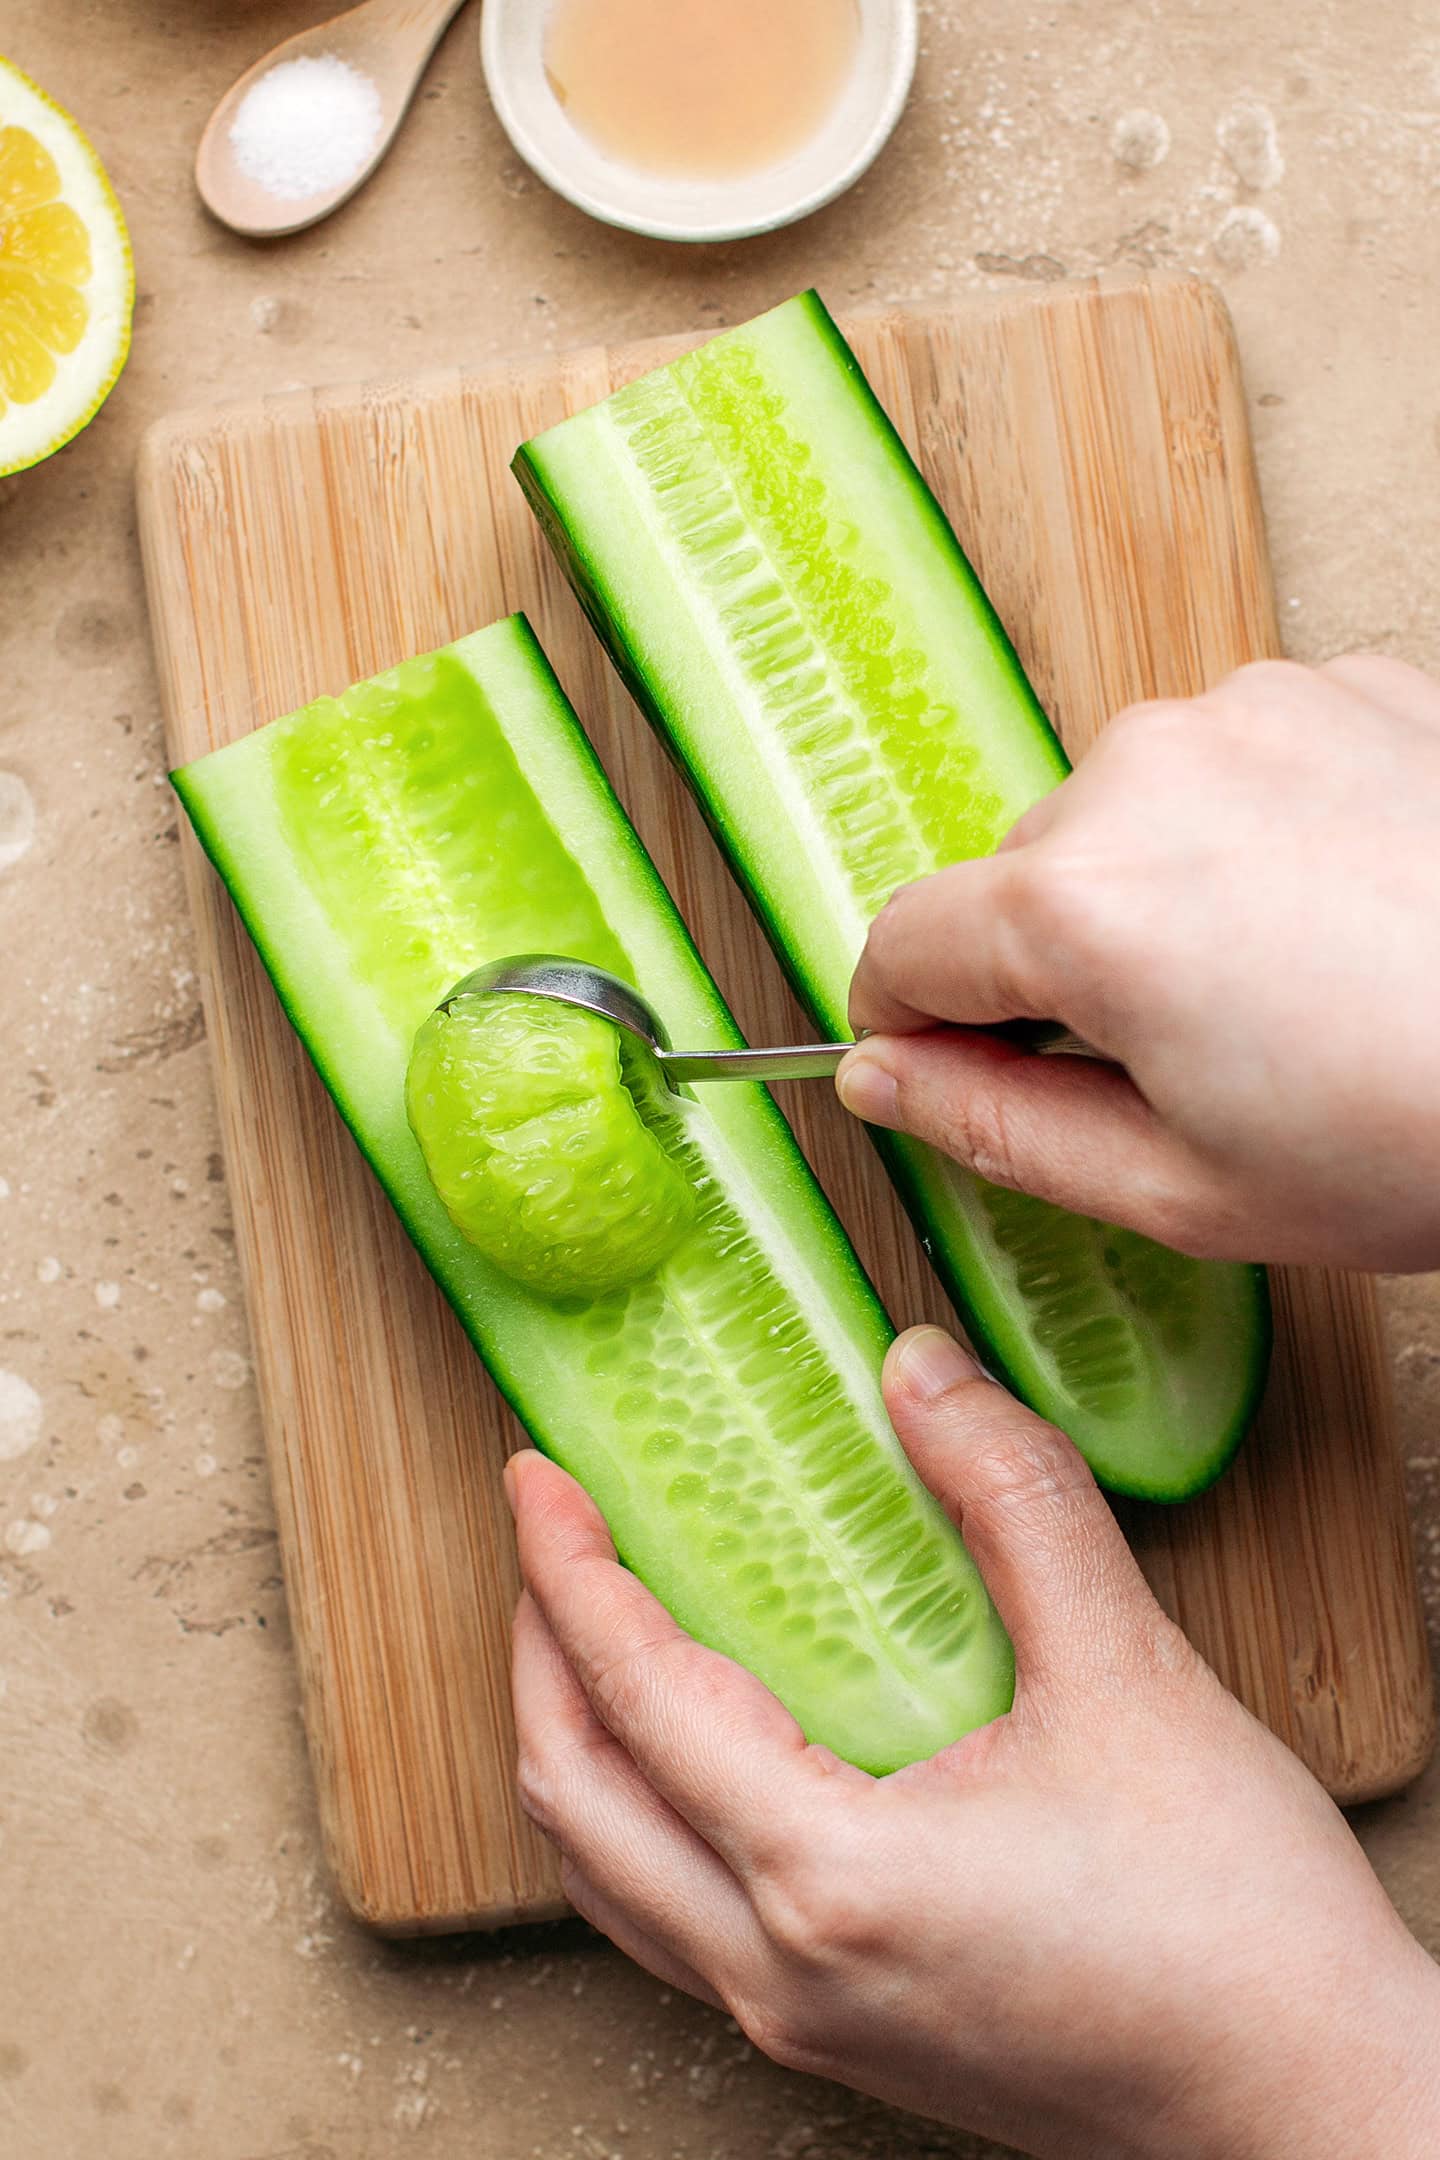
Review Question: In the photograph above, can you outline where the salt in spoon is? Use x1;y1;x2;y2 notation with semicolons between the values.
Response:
196;0;471;239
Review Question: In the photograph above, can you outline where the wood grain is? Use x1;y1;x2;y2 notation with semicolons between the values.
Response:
136;274;1434;1935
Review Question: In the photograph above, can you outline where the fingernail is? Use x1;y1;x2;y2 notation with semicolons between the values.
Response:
502;1453;526;1517
836;1044;899;1128
890;1326;980;1404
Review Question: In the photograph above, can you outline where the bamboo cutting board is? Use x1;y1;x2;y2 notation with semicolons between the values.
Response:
138;275;1434;1936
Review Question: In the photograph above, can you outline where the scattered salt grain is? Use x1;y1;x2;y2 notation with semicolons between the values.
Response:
4;1519;50;1557
0;773;36;873
1110;109;1171;172
209;1349;251;1393
229;54;383;205
0;1371;42;1462
1213;205;1280;270
1217;101;1284;191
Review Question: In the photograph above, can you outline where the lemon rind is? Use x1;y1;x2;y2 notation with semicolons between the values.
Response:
0;54;135;478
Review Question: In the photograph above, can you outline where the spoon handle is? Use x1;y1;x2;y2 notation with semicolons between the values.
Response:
662;1019;1100;1084
355;0;470;39
664;1043;853;1082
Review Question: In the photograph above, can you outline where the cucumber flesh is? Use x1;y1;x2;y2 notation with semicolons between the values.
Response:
515;292;1270;1501
174;616;1014;1771
406;994;696;1300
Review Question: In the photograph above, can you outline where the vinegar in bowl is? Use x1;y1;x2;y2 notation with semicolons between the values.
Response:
544;0;861;180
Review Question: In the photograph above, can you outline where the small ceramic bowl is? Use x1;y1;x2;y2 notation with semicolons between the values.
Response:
481;0;917;244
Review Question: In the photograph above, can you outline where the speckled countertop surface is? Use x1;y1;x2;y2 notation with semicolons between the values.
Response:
3;4;1439;2155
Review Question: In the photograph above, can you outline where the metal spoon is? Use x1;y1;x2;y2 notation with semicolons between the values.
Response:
435;955;1095;1085
196;0;470;240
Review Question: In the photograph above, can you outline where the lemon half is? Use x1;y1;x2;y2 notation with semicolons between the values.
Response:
0;57;133;477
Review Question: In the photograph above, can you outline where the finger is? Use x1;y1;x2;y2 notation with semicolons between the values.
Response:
561;1860;727;2012
507;1451;844;1873
996;787;1065;853
881;1329;1163;1696
1319;652;1440;731
848;856;1049;1036
835;1029;1245;1259
512;1590;763;1987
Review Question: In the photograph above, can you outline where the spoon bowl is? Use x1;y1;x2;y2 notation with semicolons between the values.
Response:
436;954;1092;1085
196;0;469;239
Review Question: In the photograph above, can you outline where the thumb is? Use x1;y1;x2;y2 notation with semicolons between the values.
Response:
882;1327;1166;1697
838;1030;1242;1260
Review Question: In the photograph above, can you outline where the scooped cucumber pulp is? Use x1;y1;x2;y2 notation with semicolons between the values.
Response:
406;994;696;1299
172;616;1014;1772
515;290;1270;1500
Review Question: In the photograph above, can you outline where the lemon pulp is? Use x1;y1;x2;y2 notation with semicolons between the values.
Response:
0;59;133;475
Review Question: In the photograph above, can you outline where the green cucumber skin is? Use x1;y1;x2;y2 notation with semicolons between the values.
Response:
173;615;1016;1772
515;291;1271;1501
873;1129;1270;1503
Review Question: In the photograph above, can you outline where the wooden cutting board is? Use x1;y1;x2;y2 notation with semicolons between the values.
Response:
137;274;1434;1937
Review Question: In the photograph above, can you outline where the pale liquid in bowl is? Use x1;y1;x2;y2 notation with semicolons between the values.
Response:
544;0;861;182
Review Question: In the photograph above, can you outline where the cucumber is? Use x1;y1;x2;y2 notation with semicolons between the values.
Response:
172;615;1014;1773
515;290;1270;1500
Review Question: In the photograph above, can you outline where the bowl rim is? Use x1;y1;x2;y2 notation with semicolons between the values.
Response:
480;0;919;244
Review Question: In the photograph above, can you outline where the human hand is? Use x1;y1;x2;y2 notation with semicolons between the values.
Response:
507;1328;1440;2160
838;656;1440;1270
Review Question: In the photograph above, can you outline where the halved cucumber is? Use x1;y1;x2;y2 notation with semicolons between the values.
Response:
173;615;1014;1772
515;290;1270;1499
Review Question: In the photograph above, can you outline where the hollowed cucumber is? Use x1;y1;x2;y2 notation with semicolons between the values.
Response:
515;290;1270;1500
173;615;1014;1772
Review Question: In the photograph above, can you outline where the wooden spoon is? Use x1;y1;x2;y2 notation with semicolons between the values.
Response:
196;0;472;239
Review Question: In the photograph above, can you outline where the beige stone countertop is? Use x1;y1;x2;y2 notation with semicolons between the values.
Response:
3;3;1439;2155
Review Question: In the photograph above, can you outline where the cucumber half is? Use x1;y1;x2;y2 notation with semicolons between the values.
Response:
173;616;1014;1772
515;291;1270;1499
